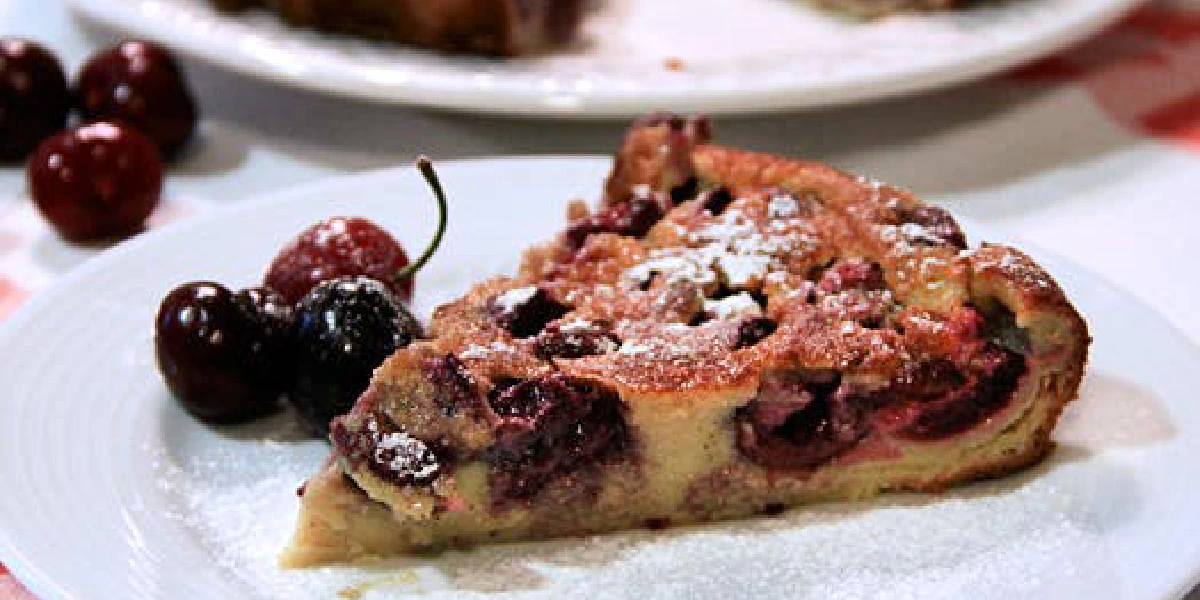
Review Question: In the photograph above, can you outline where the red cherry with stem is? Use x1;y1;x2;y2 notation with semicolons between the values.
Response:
264;217;413;305
0;39;70;162
264;156;449;304
28;121;163;243
76;40;198;158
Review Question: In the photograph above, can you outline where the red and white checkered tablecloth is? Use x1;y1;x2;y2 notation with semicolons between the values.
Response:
0;565;35;600
4;0;1200;597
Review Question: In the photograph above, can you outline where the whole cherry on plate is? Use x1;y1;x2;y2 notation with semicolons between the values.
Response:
286;158;447;435
76;40;198;158
290;276;422;435
264;217;414;306
155;282;293;423
0;38;70;162
263;157;449;305
28;121;163;243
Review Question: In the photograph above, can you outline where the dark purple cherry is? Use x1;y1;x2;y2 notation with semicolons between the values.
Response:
28;121;163;243
0;39;69;161
76;40;198;157
485;375;629;504
155;281;290;423
290;276;421;435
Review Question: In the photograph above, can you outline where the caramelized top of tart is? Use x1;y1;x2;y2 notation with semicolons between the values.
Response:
423;114;1052;396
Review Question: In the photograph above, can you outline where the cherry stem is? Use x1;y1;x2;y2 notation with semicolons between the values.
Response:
395;156;447;282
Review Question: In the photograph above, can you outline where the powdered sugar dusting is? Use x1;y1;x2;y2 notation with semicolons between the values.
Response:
969;249;1057;293
559;317;594;333
617;343;655;356
768;194;799;219
460;341;515;359
624;204;812;293
459;344;491;359
704;292;764;320
625;255;718;288
613;334;699;360
879;222;948;254
374;430;440;481
493;286;538;313
718;253;772;287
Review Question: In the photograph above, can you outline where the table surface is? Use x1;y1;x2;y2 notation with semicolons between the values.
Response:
2;0;1200;598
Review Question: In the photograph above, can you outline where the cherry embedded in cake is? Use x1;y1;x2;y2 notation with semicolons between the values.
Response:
282;115;1090;566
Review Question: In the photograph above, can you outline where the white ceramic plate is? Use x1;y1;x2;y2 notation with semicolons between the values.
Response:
1;158;1199;600
68;0;1142;117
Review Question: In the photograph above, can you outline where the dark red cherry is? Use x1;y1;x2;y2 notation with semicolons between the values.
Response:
423;354;481;417
485;375;629;504
736;373;869;470
28;121;163;243
734;317;777;350
0;39;69;161
263;157;449;305
563;189;664;251
265;217;413;305
237;285;295;356
699;186;734;216
897;205;968;250
489;286;569;339
155;281;291;423
76;40;197;158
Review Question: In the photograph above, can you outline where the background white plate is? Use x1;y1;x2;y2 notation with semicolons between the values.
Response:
1;158;1199;599
68;0;1142;117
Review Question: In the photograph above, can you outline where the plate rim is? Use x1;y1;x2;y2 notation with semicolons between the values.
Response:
2;156;1199;600
66;0;1146;117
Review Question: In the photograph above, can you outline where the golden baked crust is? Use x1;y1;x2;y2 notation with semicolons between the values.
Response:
282;115;1089;566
